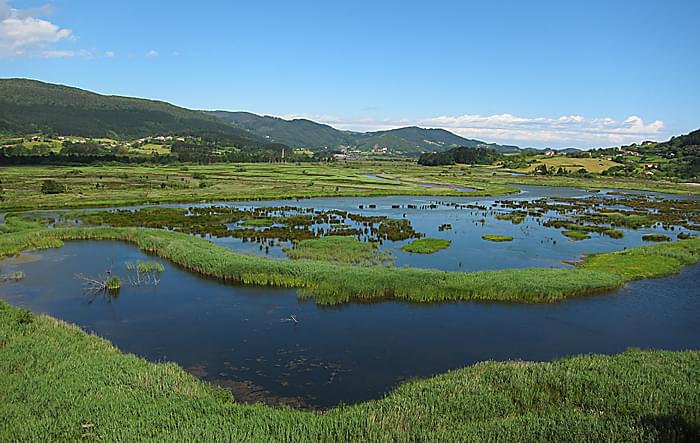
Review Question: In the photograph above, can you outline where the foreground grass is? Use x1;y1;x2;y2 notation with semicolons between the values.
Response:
1;300;698;441
2;224;700;305
400;237;451;254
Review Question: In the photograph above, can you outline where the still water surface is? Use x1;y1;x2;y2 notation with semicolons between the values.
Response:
1;240;698;408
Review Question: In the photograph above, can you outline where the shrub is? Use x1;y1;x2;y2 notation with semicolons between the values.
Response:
40;180;66;194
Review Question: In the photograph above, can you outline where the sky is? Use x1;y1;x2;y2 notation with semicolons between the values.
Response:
1;0;699;149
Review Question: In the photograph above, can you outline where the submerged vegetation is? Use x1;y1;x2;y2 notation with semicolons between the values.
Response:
1;299;698;441
74;205;423;246
400;238;451;254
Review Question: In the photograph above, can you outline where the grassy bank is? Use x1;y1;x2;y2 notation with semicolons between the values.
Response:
1;300;698;441
2;225;700;305
582;239;700;280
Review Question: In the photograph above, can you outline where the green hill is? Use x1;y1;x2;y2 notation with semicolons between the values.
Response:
207;111;357;148
0;79;273;148
208;111;520;154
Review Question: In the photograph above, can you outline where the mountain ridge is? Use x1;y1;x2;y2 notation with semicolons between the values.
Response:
0;78;276;149
207;110;521;154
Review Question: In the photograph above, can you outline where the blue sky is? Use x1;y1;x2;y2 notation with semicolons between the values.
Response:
1;0;699;148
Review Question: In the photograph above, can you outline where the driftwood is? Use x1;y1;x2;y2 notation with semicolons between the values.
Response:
75;273;113;292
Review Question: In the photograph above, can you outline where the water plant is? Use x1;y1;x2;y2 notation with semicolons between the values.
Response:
0;271;25;282
401;238;451;254
283;236;391;266
562;230;590;241
481;235;513;242
642;234;671;242
240;218;275;227
495;211;526;224
105;276;122;291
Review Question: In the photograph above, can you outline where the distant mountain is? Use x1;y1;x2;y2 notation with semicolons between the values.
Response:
208;111;521;154
0;78;521;155
560;148;583;154
207;111;357;148
0;79;275;149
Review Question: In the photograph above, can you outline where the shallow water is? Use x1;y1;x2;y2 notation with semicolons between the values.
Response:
1;240;698;408
47;184;697;272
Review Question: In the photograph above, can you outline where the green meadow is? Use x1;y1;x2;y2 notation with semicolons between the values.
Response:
1;162;698;212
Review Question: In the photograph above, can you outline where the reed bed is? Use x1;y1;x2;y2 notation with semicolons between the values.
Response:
283;236;390;266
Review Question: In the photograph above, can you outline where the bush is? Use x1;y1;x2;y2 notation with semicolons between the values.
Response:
40;180;66;194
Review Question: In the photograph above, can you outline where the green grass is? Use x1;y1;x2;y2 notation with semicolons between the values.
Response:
105;276;121;291
563;230;591;241
1;162;696;213
1;300;698;441
126;261;165;273
581;238;700;280
481;235;514;242
401;238;451;254
0;163;516;212
283;236;390;266
494;212;525;224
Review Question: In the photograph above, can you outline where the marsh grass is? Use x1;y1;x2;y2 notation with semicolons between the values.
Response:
1;226;699;305
481;235;514;242
401;238;451;254
642;234;671;242
127;261;165;273
283;236;391;266
105;276;122;291
581;238;700;280
562;230;590;241
1;299;698;441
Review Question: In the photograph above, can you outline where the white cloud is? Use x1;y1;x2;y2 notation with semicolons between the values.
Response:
146;49;158;57
42;49;91;58
104;50;114;57
282;112;666;149
0;0;74;57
